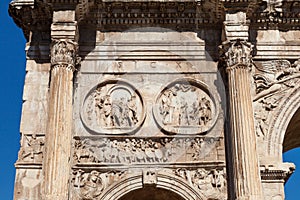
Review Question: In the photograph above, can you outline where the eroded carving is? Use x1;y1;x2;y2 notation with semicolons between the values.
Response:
253;59;300;137
51;40;79;71
154;79;217;134
175;168;226;200
73;137;220;164
219;39;253;70
82;80;144;134
72;169;125;200
17;134;44;163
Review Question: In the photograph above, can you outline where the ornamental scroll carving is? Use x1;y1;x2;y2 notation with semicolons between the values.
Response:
253;59;300;137
50;40;80;71
175;168;226;200
81;80;145;134
73;137;220;164
153;79;217;134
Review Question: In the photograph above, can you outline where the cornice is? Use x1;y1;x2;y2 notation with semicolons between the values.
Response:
8;0;300;40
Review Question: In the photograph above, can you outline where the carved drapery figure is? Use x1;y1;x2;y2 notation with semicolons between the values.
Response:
158;83;214;128
252;59;300;138
93;89;138;128
72;169;125;200
175;168;226;199
82;81;143;134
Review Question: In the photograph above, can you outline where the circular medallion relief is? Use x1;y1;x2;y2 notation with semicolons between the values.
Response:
81;79;145;134
153;78;218;135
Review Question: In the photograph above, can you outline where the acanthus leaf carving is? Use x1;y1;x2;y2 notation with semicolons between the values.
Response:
50;39;80;71
219;39;253;71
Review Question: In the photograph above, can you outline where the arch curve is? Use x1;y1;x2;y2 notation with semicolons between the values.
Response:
99;171;206;200
267;86;300;158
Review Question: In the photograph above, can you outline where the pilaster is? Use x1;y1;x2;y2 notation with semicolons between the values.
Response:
42;9;79;200
220;39;264;200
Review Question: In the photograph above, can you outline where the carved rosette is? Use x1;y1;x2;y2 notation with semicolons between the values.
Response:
50;39;79;71
219;39;253;71
81;79;145;134
153;78;218;135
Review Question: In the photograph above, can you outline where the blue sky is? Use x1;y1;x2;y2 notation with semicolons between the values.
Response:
0;0;299;199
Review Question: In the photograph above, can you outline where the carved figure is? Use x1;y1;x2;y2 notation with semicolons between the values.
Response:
175;168;226;200
159;83;213;128
73;170;104;199
92;88;139;129
18;134;44;162
253;60;300;101
74;137;219;164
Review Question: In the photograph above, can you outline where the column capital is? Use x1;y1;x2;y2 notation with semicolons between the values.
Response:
50;39;80;71
219;39;253;71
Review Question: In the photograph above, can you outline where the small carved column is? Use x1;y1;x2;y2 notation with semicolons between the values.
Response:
43;10;78;200
220;40;263;200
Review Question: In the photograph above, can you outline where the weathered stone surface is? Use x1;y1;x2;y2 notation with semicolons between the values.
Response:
9;0;300;199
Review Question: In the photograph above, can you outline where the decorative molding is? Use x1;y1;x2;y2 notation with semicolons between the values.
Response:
260;163;295;182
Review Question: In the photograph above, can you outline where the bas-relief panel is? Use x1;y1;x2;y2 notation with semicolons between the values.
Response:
70;168;227;200
75;60;224;137
73;58;226;199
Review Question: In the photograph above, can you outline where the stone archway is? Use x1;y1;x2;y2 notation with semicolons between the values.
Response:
283;107;300;152
267;86;300;158
98;171;206;200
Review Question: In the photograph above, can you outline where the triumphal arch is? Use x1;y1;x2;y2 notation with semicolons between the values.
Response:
9;0;300;199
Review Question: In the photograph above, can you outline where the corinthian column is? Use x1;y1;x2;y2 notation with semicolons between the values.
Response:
43;10;78;200
220;39;263;200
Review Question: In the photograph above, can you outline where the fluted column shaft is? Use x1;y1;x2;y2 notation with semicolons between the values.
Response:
43;10;78;200
221;40;263;200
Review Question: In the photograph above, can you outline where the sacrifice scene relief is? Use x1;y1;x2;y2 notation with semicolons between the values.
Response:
82;80;144;134
155;81;216;134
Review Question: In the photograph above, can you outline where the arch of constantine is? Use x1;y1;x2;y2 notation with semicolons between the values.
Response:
9;0;300;199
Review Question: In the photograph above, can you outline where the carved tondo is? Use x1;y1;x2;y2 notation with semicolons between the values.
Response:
153;78;217;135
81;79;145;134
